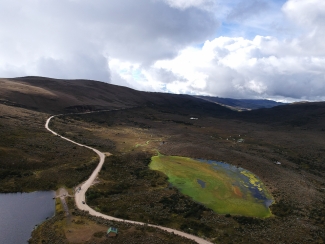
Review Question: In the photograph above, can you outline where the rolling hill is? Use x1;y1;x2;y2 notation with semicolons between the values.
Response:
196;95;285;110
1;76;325;243
0;76;232;115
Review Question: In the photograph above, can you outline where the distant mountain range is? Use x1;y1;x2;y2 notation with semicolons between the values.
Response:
1;77;324;131
0;76;232;115
1;78;325;244
195;95;286;111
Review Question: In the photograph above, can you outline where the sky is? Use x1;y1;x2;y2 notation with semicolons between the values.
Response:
0;0;324;102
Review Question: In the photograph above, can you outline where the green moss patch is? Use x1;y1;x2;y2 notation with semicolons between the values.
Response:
150;155;273;218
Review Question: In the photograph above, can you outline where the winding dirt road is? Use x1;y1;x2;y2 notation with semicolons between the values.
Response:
45;111;212;244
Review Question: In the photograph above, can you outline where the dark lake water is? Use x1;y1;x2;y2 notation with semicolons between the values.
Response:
0;191;55;244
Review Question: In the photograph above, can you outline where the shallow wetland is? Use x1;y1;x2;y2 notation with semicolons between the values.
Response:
150;155;273;217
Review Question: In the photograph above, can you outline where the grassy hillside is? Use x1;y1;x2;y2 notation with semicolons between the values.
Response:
0;77;233;114
1;76;324;243
50;104;325;243
0;104;96;192
196;95;285;110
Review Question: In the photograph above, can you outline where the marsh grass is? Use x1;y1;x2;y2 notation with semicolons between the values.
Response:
63;106;325;243
0;104;96;192
5;103;324;243
150;155;272;218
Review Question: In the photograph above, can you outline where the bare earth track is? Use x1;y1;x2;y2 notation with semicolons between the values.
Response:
45;111;212;244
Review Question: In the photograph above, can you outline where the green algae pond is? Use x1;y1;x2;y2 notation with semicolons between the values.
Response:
149;154;273;218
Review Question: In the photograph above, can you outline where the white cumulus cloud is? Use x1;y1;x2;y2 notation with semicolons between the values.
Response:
115;30;325;100
0;0;324;101
160;0;215;10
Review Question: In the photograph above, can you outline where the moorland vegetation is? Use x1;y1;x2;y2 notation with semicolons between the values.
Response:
1;77;324;243
49;104;325;243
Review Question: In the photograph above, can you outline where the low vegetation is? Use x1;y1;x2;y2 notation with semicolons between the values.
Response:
47;106;325;243
150;155;272;218
30;195;197;244
0;104;96;192
1;81;324;243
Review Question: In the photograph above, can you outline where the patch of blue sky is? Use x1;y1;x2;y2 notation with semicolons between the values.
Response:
216;22;246;38
119;69;129;75
216;22;280;39
213;0;290;40
161;84;168;92
188;1;292;52
193;42;205;49
272;0;288;6
187;90;200;95
131;69;146;82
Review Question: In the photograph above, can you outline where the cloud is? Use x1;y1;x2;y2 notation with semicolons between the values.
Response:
0;0;324;102
283;0;325;55
36;53;110;81
120;32;325;101
108;0;325;101
0;0;218;82
160;0;216;10
283;0;325;27
227;0;269;22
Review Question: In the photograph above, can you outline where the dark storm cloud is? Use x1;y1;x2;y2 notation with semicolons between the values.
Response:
36;53;110;82
0;0;324;102
0;0;219;82
89;0;219;63
150;68;187;83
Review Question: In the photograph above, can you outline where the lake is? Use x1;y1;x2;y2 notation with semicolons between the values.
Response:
0;191;55;244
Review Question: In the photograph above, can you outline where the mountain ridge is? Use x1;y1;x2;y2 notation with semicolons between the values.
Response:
196;95;286;111
0;77;230;115
1;76;324;128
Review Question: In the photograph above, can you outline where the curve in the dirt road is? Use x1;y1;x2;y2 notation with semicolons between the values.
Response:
45;110;212;244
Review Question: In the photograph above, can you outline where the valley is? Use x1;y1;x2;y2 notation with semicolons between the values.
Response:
46;104;325;243
0;77;324;243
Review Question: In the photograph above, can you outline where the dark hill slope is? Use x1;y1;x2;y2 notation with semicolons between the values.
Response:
235;102;325;130
0;76;233;115
196;95;285;110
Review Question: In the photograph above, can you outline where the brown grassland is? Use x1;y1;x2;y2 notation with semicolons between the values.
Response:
0;104;96;192
47;105;325;243
30;193;196;244
0;77;324;243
